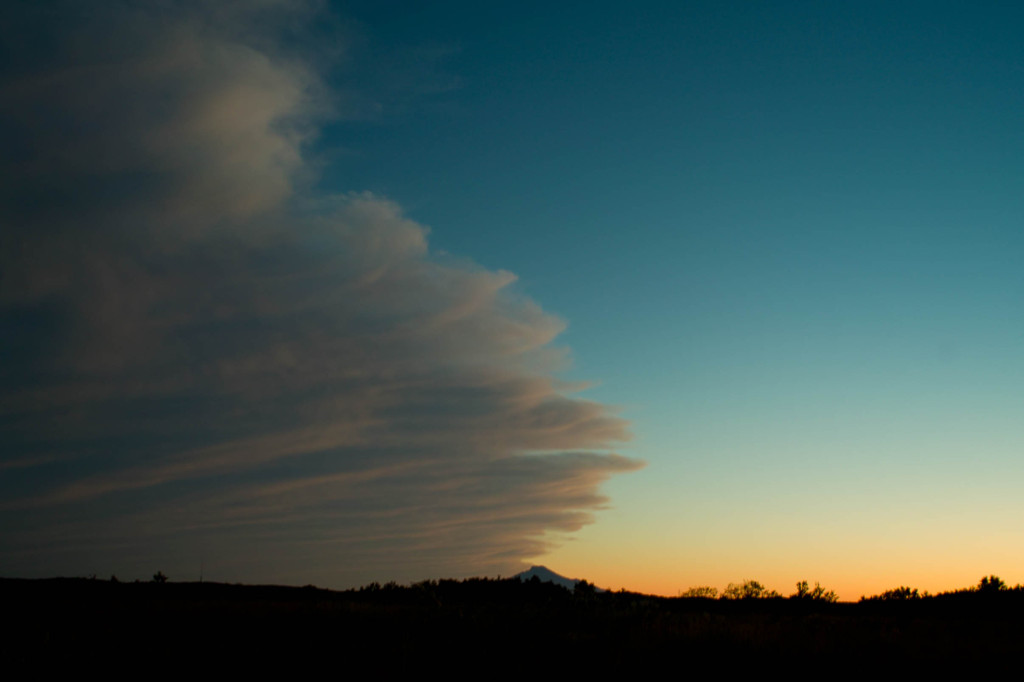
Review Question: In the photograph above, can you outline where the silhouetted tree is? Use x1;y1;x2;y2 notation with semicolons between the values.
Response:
152;571;168;583
574;579;596;597
977;575;1006;593
679;586;718;599
791;580;838;602
721;580;779;599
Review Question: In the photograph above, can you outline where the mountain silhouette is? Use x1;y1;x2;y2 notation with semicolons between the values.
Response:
513;565;603;592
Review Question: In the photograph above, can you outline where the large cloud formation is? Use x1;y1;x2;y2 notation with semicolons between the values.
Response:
0;2;637;586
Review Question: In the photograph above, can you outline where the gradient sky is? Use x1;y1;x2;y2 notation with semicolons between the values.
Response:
3;1;1024;600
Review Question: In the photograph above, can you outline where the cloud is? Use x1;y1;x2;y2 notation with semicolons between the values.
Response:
0;2;638;586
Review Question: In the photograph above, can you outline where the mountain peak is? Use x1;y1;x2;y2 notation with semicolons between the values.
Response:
513;565;600;592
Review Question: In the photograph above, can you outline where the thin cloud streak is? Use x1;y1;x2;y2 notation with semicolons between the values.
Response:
0;2;640;585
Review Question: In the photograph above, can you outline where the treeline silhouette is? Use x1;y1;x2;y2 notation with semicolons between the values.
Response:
4;573;1024;672
675;574;1024;603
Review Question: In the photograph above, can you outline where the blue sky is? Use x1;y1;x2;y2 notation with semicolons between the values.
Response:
320;1;1024;595
3;1;1024;597
325;0;1024;408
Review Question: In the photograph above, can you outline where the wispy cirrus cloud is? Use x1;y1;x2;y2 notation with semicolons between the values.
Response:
0;1;638;586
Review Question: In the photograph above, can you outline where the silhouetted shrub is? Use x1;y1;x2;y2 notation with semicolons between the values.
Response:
862;586;921;601
679;586;718;599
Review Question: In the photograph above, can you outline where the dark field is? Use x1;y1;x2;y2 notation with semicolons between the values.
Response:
5;577;1024;672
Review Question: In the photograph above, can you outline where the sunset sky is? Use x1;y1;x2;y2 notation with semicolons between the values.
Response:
4;1;1024;600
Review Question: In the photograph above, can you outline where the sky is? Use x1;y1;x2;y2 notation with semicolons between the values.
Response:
3;1;1024;600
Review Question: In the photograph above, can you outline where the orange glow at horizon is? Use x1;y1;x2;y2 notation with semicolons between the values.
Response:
537;522;1024;601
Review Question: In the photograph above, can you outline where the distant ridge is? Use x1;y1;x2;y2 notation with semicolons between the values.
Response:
512;565;604;592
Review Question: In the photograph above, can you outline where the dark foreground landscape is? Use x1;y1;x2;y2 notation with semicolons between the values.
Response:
5;576;1024;672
